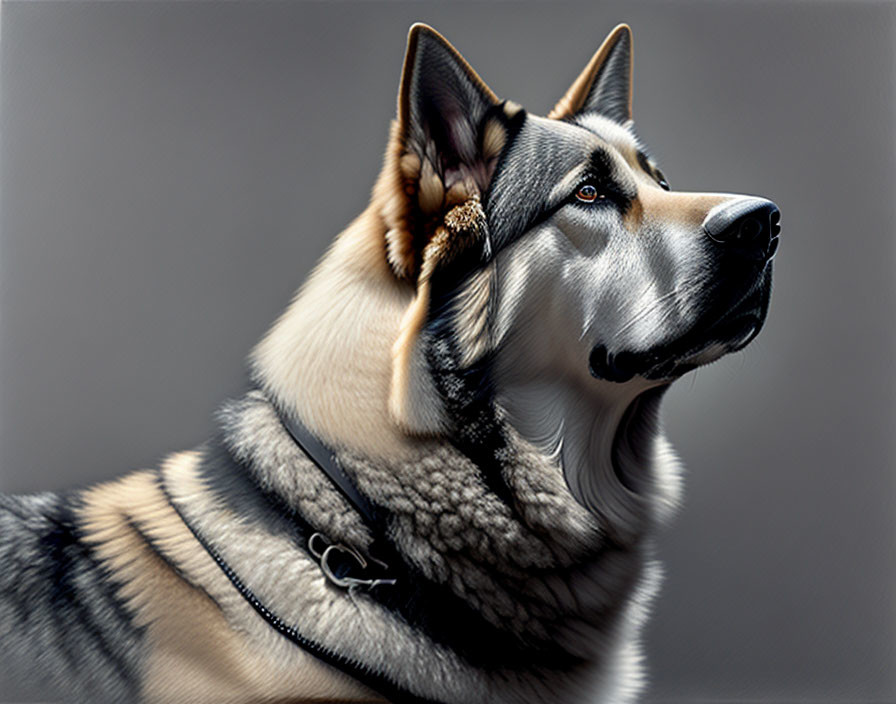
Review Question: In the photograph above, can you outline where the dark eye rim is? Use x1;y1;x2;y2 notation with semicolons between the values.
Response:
574;183;608;204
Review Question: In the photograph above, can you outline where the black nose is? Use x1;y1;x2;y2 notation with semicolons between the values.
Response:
703;197;781;261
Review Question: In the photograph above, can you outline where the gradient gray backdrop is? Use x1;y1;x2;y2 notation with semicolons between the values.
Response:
1;2;894;702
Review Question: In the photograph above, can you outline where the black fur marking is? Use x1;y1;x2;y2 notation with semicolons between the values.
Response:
636;150;653;177
195;437;318;541
420;279;516;511
584;148;635;212
0;492;145;702
636;150;670;191
369;535;589;672
42;504;138;679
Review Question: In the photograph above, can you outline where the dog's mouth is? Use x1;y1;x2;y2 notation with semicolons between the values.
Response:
589;265;772;383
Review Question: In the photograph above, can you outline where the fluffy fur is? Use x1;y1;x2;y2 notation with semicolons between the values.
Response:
0;22;778;704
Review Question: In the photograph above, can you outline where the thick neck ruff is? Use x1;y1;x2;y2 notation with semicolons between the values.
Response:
159;389;665;704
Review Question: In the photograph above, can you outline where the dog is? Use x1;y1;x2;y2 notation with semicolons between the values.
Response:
0;23;779;704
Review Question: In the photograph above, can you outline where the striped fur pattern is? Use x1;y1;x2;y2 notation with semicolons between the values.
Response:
0;492;145;702
0;22;777;704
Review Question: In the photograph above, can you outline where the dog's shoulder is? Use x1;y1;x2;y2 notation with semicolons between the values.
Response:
0;486;146;702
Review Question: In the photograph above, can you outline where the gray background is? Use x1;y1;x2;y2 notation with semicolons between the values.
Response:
1;1;894;702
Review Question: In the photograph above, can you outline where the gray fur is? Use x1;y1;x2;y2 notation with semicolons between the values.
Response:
215;393;374;553
486;115;597;252
162;388;666;703
0;492;145;703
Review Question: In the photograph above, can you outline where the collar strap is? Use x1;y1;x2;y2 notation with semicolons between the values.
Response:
278;410;380;526
276;406;398;590
158;471;438;704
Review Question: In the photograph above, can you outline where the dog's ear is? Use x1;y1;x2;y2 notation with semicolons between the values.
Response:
380;25;511;435
549;24;633;123
378;23;513;281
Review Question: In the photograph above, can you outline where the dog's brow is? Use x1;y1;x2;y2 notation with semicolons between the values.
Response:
548;164;590;204
587;148;617;177
546;146;620;206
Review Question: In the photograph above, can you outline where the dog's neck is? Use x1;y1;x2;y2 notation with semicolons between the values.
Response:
492;343;678;529
250;206;426;462
250;209;679;521
498;377;639;505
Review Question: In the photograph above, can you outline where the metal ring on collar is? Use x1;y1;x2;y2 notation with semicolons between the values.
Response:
320;544;397;589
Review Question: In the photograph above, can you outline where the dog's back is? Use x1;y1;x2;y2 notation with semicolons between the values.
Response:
0;459;384;704
0;491;146;702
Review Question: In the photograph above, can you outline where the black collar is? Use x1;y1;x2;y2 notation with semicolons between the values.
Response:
276;406;400;590
277;409;380;531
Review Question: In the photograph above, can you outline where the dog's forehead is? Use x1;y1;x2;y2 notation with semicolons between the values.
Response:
517;114;619;162
485;113;637;251
573;113;644;166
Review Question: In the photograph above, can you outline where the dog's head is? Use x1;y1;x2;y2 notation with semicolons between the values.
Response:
382;24;779;436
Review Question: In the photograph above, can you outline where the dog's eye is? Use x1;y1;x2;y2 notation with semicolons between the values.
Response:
655;170;670;191
576;184;606;203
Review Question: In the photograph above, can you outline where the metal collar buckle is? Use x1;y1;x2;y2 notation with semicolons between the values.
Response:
308;532;397;590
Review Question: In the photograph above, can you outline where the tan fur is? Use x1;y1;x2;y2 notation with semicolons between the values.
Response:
389;262;441;433
251;203;429;460
381;120;420;281
623;193;644;231
453;266;495;367
418;158;445;216
502;101;523;119
549;24;633;121
638;187;732;230
482;117;508;163
77;454;383;704
389;198;489;431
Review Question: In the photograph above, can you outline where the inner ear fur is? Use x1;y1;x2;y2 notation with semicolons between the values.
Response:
379;24;514;434
549;24;633;123
378;23;518;282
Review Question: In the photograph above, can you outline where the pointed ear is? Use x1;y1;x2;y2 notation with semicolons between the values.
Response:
377;25;515;435
399;24;499;177
378;23;516;281
548;24;633;123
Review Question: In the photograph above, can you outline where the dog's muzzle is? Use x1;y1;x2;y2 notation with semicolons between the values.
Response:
590;198;781;383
